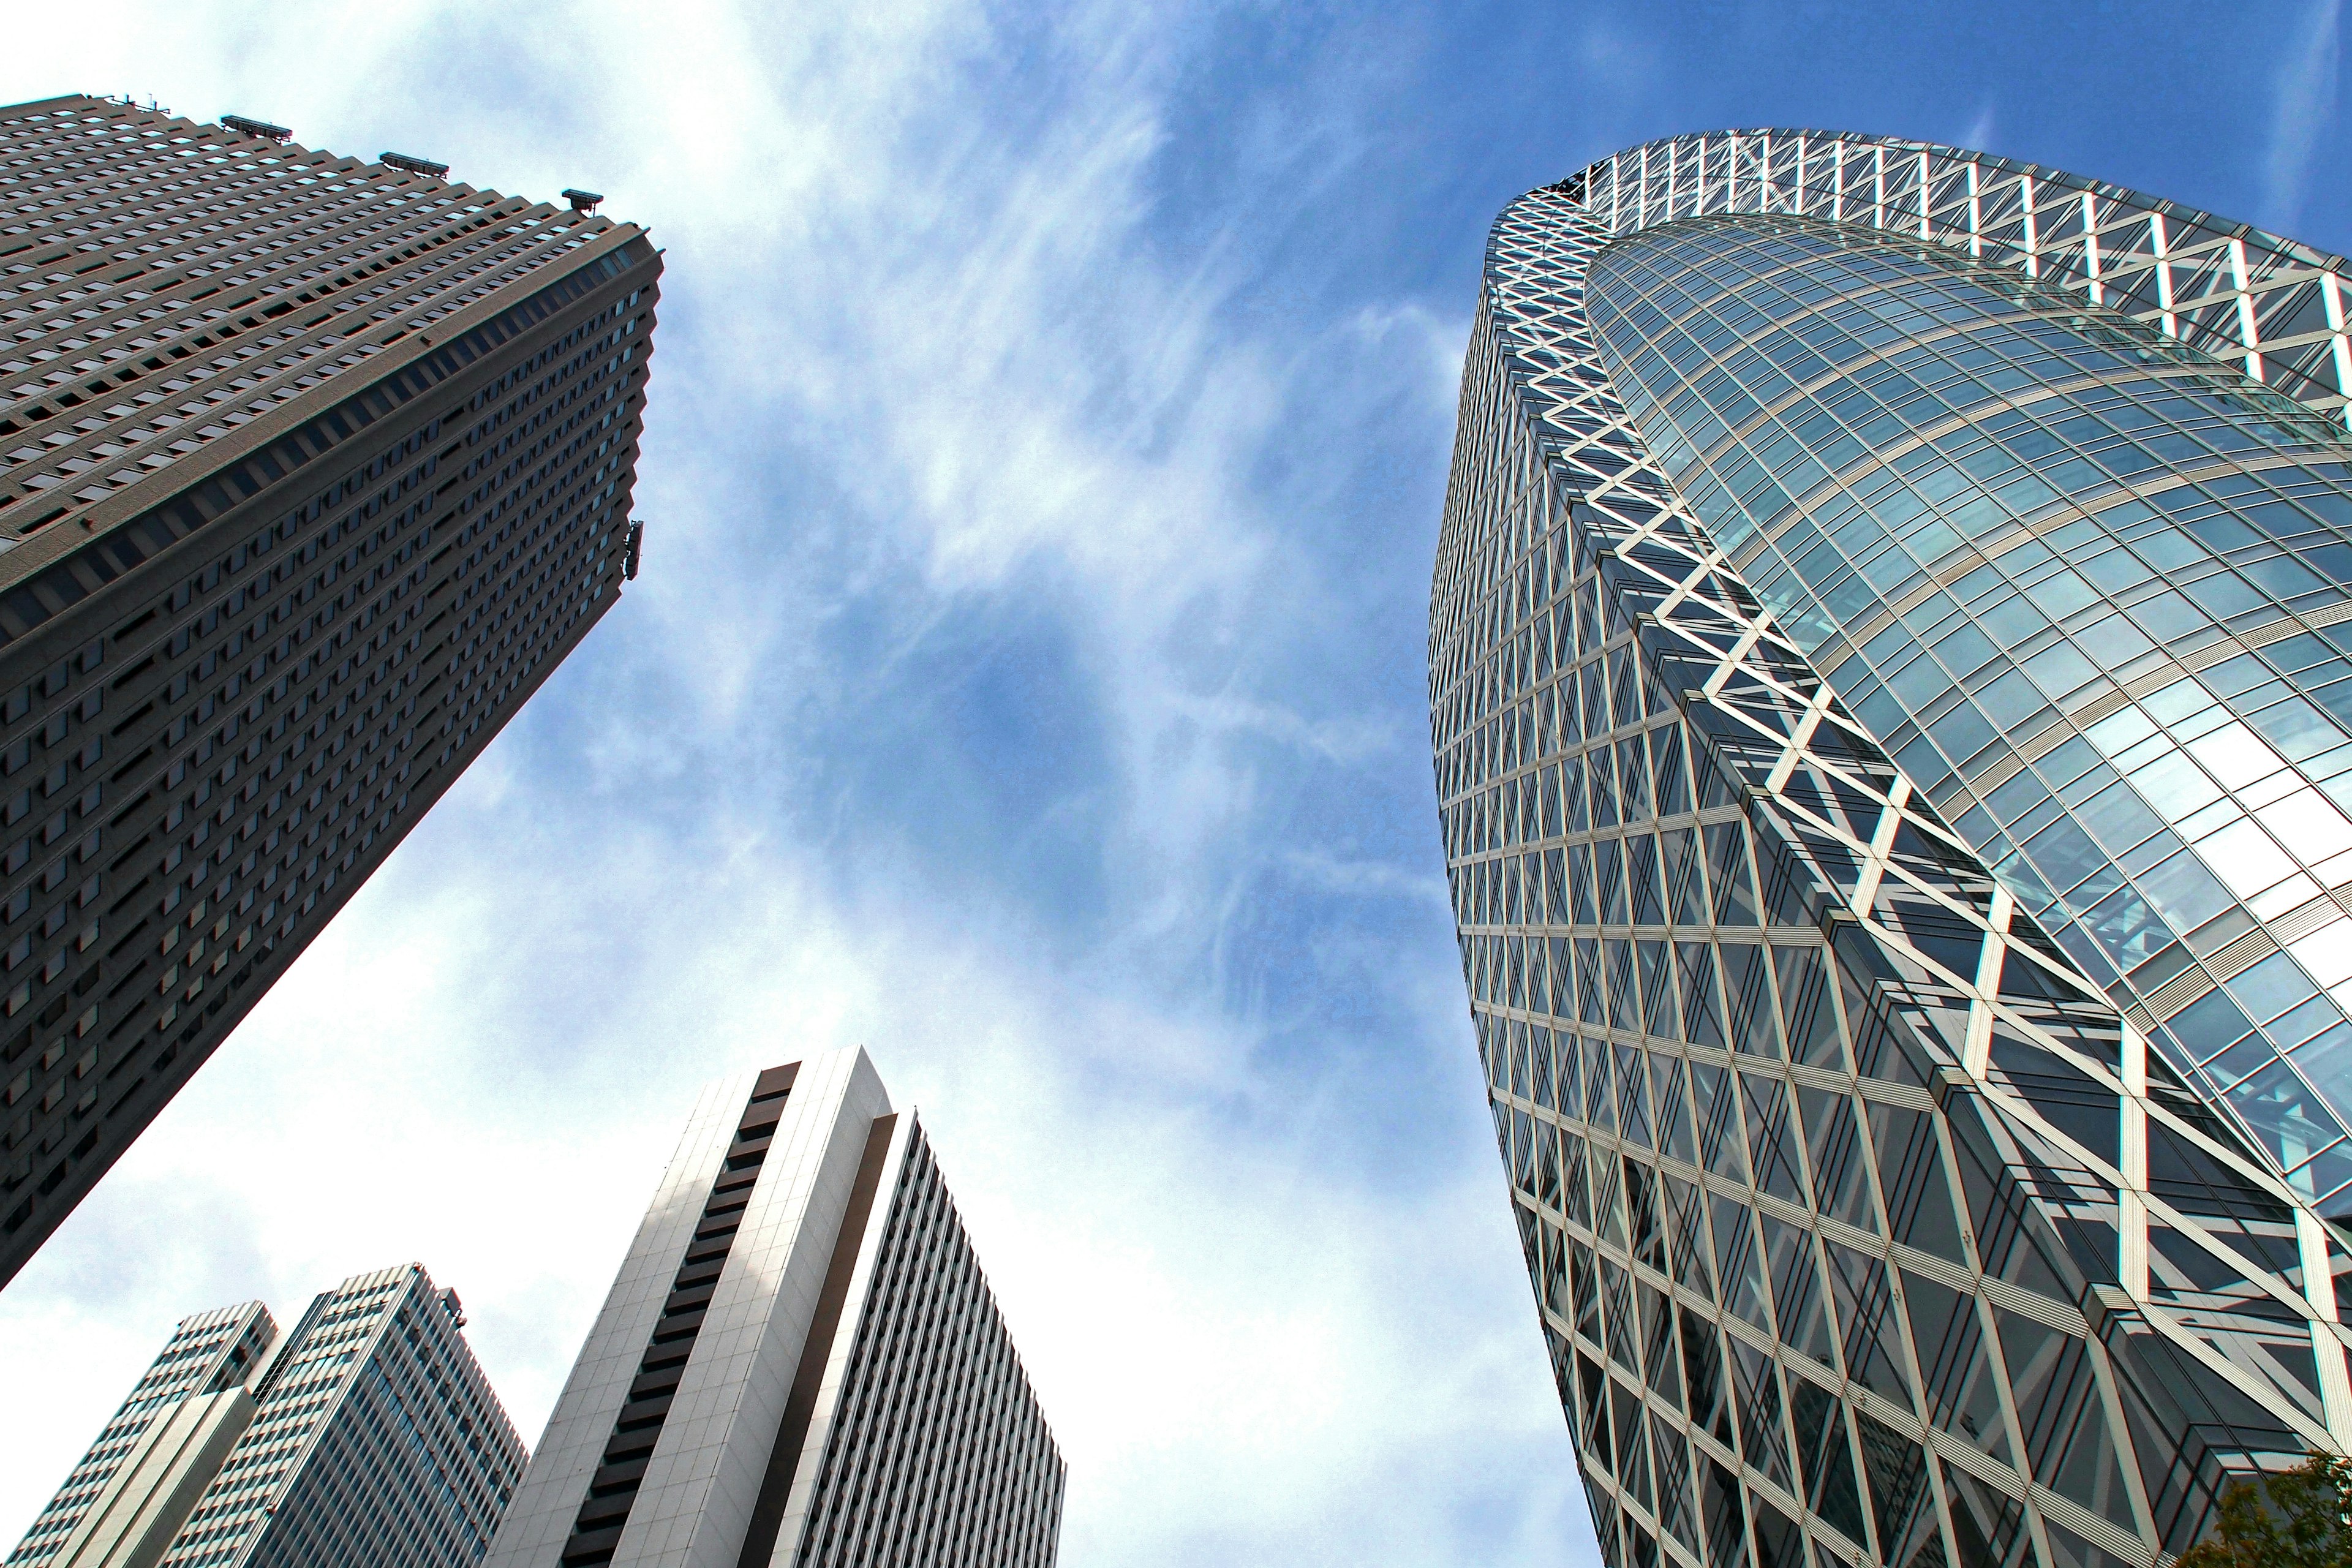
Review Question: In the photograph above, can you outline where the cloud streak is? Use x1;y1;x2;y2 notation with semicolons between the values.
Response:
0;3;1583;1565
2262;0;2342;232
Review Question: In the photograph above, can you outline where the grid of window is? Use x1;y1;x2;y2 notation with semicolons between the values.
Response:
790;1120;1066;1568
1585;214;2352;1213
156;1264;526;1568
0;95;662;1288
1569;130;2352;431
6;1300;276;1564
0;96;619;542
1432;162;2352;1568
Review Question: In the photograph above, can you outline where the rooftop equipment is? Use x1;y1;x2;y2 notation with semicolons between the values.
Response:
379;151;449;178
220;115;291;142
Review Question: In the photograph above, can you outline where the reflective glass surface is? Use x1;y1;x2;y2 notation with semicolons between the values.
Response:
1434;140;2352;1568
1589;216;2352;1207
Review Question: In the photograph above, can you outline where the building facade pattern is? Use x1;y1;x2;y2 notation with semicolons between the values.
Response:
557;1065;800;1564
1574;130;2352;1220
786;1117;1066;1568
0;94;660;1285
485;1050;1063;1568
1431;131;2352;1568
7;1300;275;1566
156;1264;526;1568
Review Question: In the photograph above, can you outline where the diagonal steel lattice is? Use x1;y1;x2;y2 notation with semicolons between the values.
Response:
1432;132;2352;1568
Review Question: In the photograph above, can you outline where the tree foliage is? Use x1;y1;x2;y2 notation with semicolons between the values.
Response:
2177;1455;2352;1568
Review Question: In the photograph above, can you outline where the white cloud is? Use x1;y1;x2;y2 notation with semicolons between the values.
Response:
0;3;1588;1566
1961;100;1997;156
2261;0;2342;232
4;768;1576;1564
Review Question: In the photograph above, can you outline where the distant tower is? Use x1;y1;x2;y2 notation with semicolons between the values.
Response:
9;1262;524;1568
1433;130;2352;1568
486;1047;1066;1568
6;1300;276;1567
0;94;662;1283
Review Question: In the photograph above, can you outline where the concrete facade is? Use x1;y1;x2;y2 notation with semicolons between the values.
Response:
489;1048;1064;1568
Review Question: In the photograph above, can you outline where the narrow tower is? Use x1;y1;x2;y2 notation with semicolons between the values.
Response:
0;94;661;1283
486;1047;1065;1568
1432;131;2352;1568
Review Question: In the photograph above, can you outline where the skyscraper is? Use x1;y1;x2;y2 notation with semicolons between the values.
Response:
7;1300;276;1567
485;1047;1065;1568
1431;131;2352;1568
0;95;660;1284
9;1262;525;1568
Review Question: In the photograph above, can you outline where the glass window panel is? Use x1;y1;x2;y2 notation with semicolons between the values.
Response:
1730;1336;1794;1490
1652;1052;1695;1164
1725;941;1784;1057
1618;1044;1656;1149
1629;832;1667;925
1679;941;1730;1050
1991;1310;2135;1529
1869;1103;1967;1264
1774;946;1843;1067
1800;1088;1878;1232
1709;822;1763;925
1664;1172;1714;1298
1939;1459;2036;1568
1700;1457;1747;1568
1743;1074;1809;1203
1900;1270;2013;1463
1612;1376;1654;1507
1665;826;1708;926
1751;1495;1806;1568
1762;1213;1838;1369
1692;1061;1749;1182
1709;1190;1773;1332
1640;1278;1684;1403
1854;1410;1937;1568
1785;1373;1869;1545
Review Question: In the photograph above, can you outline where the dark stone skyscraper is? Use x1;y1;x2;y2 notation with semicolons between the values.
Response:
0;95;659;1284
1433;132;2352;1568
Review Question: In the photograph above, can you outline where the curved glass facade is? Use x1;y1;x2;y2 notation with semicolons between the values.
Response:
1586;215;2352;1209
1433;131;2352;1568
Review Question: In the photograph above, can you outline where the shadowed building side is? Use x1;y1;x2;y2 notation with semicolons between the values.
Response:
0;94;662;1284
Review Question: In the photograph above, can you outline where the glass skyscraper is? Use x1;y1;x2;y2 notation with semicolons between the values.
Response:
1430;130;2352;1568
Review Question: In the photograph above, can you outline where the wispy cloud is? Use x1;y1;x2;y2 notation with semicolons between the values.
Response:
1961;100;1997;154
0;3;1583;1565
2261;0;2342;232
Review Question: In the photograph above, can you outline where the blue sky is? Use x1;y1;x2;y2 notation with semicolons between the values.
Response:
0;3;2343;1564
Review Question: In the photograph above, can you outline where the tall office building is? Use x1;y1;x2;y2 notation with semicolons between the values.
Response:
7;1300;276;1567
486;1048;1065;1568
1431;131;2352;1568
8;1262;525;1568
0;95;660;1284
